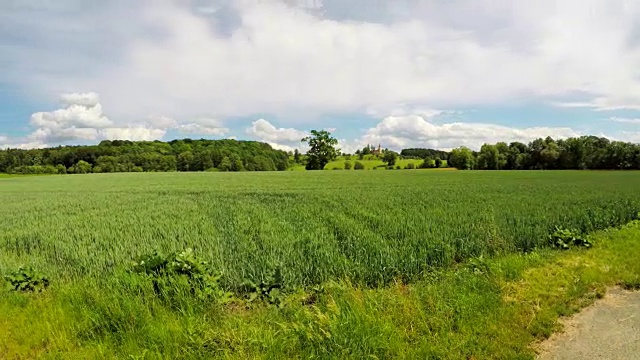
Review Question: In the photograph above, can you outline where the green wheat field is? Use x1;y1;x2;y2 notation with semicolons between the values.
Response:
2;170;640;359
2;171;639;287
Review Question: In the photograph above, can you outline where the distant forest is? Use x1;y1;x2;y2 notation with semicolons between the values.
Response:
0;139;290;174
447;136;640;170
369;136;640;171
1;135;639;174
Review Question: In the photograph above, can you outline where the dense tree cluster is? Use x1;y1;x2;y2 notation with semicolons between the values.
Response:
400;148;450;160
0;139;289;174
449;136;640;170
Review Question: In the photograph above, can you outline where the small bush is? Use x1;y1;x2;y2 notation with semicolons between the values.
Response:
240;267;285;307
354;161;365;170
344;161;352;170
549;227;592;249
395;165;402;170
131;249;231;304
420;160;434;169
4;267;49;292
332;167;342;170
406;163;415;169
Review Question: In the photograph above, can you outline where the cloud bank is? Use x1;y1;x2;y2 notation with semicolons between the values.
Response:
2;0;640;123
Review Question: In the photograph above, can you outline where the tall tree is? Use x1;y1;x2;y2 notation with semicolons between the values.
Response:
449;147;476;170
382;151;398;166
301;130;339;170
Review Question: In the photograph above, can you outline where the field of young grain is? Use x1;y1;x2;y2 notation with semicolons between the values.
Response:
2;170;640;358
1;171;639;289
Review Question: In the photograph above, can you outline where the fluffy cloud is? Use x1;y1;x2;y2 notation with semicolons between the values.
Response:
176;123;227;136
99;127;166;141
23;93;166;145
174;117;229;136
247;119;307;143
1;91;236;148
30;103;112;133
4;0;640;122
246;119;308;150
60;92;100;107
359;115;582;151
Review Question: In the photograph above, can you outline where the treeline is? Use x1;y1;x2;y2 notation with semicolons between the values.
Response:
447;136;640;170
400;148;450;160
0;139;290;174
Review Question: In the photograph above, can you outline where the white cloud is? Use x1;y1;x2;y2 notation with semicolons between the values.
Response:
30;103;113;131
608;117;640;125
266;142;297;152
176;123;228;136
99;127;166;141
246;119;307;143
359;115;582;151
617;131;640;143
244;119;342;152
3;92;180;147
60;92;100;107
26;93;113;144
4;0;640;122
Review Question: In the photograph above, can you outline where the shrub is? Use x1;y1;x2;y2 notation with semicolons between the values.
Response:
354;161;365;170
4;267;49;292
396;165;402;170
240;267;285;307
406;163;415;169
420;159;435;169
344;161;352;170
131;249;231;304
332;167;342;170
549;227;592;249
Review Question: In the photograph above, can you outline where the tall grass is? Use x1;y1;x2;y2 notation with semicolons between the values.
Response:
1;171;639;290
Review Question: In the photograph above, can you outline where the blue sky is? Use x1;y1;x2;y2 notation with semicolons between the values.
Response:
1;0;640;152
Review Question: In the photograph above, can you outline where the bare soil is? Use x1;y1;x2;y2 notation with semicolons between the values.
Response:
537;287;640;360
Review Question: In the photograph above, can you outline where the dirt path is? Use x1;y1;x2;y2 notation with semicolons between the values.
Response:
537;287;640;360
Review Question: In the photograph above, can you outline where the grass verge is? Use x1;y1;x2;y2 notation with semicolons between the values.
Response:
1;220;639;359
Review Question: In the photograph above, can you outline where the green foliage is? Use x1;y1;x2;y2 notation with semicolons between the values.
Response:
72;160;93;174
419;158;434;169
302;130;339;170
131;249;231;304
0;139;289;174
382;151;398;166
353;161;365;170
293;149;301;163
549;227;592;249
449;147;476;170
240;267;285;306
4;267;49;292
401;148;449;160
344;161;352;170
405;162;415;169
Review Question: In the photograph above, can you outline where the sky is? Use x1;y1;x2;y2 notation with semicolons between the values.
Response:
1;0;640;153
